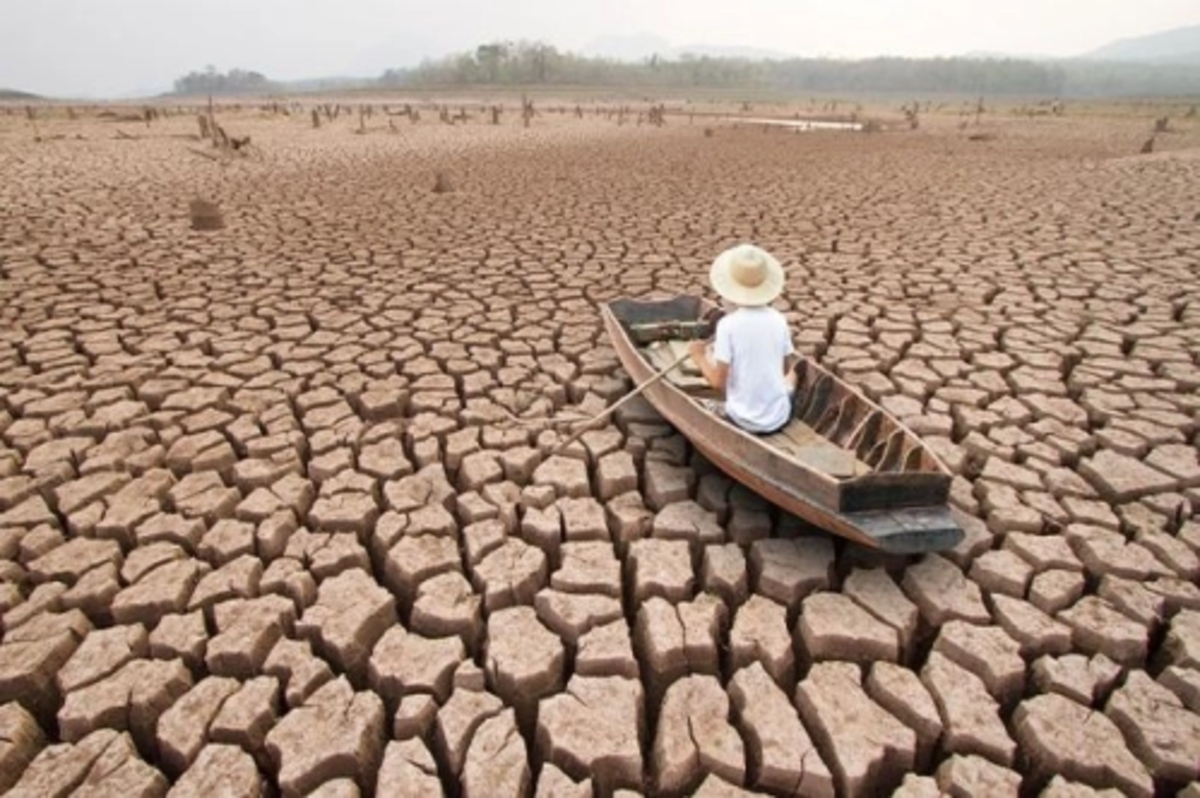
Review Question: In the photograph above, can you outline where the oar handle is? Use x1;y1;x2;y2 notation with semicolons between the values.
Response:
550;348;694;457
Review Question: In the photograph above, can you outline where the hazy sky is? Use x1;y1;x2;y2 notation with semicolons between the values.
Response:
2;0;1196;97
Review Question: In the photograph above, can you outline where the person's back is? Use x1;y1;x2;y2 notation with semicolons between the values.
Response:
688;243;796;435
714;305;793;433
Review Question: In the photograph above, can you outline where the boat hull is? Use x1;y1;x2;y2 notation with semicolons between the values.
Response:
604;298;964;554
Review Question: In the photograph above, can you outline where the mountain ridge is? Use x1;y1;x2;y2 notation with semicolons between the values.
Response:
1081;23;1200;64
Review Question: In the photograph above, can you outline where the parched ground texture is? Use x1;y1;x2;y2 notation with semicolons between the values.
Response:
1;100;1199;797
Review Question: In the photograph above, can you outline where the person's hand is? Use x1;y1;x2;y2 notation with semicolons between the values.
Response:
688;340;707;362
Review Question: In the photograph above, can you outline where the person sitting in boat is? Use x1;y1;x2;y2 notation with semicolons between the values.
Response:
688;243;797;435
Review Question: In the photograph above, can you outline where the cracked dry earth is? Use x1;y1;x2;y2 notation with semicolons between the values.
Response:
1;104;1199;798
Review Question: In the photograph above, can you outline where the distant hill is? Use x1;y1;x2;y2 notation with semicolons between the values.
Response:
1083;23;1200;65
0;88;39;100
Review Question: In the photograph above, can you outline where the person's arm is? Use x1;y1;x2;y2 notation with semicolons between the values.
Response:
688;340;729;391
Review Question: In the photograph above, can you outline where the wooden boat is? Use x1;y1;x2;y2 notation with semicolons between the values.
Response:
603;295;964;554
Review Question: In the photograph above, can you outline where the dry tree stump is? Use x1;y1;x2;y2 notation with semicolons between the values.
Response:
190;199;225;231
432;171;453;194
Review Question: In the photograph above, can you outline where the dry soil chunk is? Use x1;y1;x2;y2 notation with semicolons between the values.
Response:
795;661;916;797
7;728;167;798
552;541;621;598
485;606;565;731
728;661;833;798
653;500;724;551
369;625;464;706
1057;596;1148;666
537;675;644;794
1078;449;1177;503
643;460;694;511
842;567;919;651
411;571;483;650
921;652;1015;766
1105;669;1200;786
462;708;531;798
535;762;591;798
155;675;242;775
168;743;263;798
470;536;548;612
296;568;397;683
1163;609;1200;669
208;675;280;753
57;624;148;694
575;619;639;679
188;555;262;616
0;701;46;792
654;674;745;794
968;549;1033;597
1031;653;1121;705
989;594;1073;658
892;774;941;798
729;594;794;687
1029;568;1086;615
382;532;460;608
58;657;192;753
150;609;208;671
626;538;694;603
934;754;1022;798
865;661;943;769
111;557;207;627
750;537;833;613
532;456;590;499
931;621;1025;703
534;589;624;645
376;738;443;798
27;536;122;586
635;594;726;703
1014;692;1151;797
1159;666;1200;712
901;554;990;626
264;677;385;797
1039;775;1125;797
558;496;609;542
434;687;504;777
264;636;335;710
596;450;638;501
701;543;748;608
798;591;900;665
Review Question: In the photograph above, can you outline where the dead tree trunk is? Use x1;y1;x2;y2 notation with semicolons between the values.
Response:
207;94;217;146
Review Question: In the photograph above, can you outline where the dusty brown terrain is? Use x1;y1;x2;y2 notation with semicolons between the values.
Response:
1;98;1199;797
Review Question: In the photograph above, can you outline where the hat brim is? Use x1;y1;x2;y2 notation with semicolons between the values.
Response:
709;246;785;306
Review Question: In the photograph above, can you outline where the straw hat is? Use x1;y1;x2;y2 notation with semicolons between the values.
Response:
709;244;785;306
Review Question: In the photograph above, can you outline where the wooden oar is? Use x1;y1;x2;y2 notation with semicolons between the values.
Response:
550;348;695;456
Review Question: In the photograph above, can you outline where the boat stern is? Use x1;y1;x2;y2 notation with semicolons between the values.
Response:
842;505;965;555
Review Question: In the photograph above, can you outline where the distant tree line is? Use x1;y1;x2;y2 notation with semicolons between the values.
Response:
173;66;275;96
383;40;1200;97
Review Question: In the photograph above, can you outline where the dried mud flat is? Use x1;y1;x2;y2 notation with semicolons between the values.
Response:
1;102;1199;797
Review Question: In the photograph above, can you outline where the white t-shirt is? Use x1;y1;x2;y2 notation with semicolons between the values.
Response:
713;306;795;433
